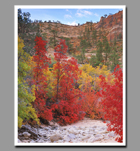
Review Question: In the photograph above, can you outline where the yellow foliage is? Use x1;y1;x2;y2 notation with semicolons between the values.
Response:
18;116;23;128
42;67;56;98
78;64;112;91
31;84;36;96
28;56;36;69
18;37;39;128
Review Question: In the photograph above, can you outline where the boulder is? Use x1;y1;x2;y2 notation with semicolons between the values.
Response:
49;121;59;127
68;128;75;133
23;132;31;138
50;134;63;142
19;125;38;139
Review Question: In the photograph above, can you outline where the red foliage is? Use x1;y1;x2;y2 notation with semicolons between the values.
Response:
32;36;53;121
99;65;123;142
82;82;103;119
54;100;85;125
52;39;85;125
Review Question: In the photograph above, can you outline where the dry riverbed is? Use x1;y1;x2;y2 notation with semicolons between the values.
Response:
18;118;118;144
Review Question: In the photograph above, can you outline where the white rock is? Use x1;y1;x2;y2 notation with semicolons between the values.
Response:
108;131;116;137
76;138;82;143
49;121;59;127
73;130;78;135
78;126;83;129
68;134;76;139
94;137;101;141
39;132;47;136
101;126;107;130
82;132;86;136
88;128;94;132
72;126;77;129
54;130;60;134
62;127;67;130
64;141;70;143
97;130;106;134
104;137;110;140
76;134;81;138
37;139;45;143
87;137;96;143
81;135;90;140
103;133;109;138
44;127;51;131
68;128;75;133
22;140;29;143
18;139;22;143
57;140;64;143
30;140;36;143
80;130;85;134
71;140;78;143
92;126;97;128
63;136;71;142
95;134;103;138
23;132;31;138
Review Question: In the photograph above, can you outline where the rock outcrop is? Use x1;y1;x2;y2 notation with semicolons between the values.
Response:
40;10;123;52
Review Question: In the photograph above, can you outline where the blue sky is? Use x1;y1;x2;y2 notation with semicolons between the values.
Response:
21;8;123;25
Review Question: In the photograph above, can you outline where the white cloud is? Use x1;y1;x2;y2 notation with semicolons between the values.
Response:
64;14;72;19
66;9;72;14
94;13;99;17
84;10;92;15
76;12;83;17
76;9;92;17
67;21;78;26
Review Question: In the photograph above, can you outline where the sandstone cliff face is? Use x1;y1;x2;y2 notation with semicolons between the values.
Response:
39;10;123;55
99;11;123;41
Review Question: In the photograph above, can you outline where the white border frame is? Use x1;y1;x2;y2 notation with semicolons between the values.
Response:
14;5;126;146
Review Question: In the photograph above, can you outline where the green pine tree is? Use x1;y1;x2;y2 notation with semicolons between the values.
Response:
109;39;120;71
18;9;43;55
102;36;111;67
76;48;86;64
96;40;103;66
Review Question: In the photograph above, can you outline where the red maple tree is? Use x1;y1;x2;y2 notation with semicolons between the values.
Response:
99;65;123;142
32;36;53;121
52;39;85;125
